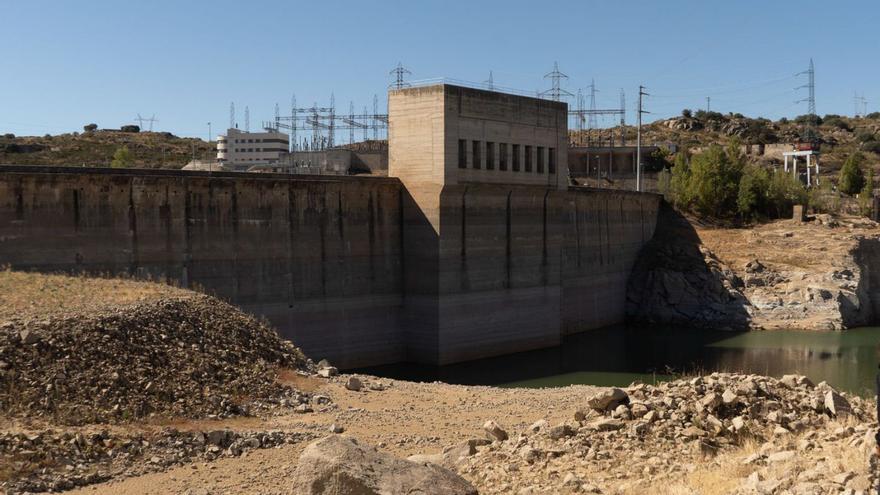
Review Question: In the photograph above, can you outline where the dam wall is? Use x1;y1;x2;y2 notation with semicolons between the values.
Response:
0;165;659;368
0;166;404;368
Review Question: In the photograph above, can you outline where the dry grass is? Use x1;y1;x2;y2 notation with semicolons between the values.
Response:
632;419;871;494
0;268;189;321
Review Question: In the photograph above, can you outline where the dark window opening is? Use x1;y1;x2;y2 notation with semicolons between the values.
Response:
472;140;481;169
537;146;545;174
499;143;508;171
458;139;467;168
512;144;520;172
525;145;533;172
486;141;495;170
549;148;556;174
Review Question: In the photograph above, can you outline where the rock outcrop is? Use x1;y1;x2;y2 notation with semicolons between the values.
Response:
628;207;880;331
291;435;477;495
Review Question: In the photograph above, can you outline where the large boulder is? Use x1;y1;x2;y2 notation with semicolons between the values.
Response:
291;435;477;495
587;388;629;412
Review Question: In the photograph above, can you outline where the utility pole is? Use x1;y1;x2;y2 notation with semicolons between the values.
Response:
207;122;212;143
636;85;650;192
706;96;711;112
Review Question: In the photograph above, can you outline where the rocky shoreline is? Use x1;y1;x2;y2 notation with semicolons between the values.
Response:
629;209;880;332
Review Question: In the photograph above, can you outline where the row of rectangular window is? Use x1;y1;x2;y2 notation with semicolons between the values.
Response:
458;140;556;174
232;148;287;153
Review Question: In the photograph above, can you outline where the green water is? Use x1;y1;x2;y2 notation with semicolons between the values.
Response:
356;326;880;396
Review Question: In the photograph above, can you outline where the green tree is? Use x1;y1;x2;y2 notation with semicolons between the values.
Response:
737;165;770;219
110;146;133;168
838;153;865;195
687;144;744;217
669;152;693;208
859;167;875;216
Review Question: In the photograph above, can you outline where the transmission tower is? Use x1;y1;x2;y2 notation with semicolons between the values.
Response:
373;94;379;140
390;62;412;89
484;70;495;91
540;62;573;101
274;103;280;127
796;58;816;140
290;94;297;151
587;79;599;129
854;92;868;117
244;106;250;132
619;89;626;145
229;102;235;129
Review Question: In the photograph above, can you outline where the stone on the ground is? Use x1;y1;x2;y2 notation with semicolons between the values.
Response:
824;390;852;417
483;420;509;442
329;423;344;434
548;424;575;440
344;376;362;391
586;387;628;412
317;367;338;378
291;435;477;495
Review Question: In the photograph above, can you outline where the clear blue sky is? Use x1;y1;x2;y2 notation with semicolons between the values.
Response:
2;0;877;138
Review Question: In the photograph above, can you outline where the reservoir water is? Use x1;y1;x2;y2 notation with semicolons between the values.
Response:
357;326;880;396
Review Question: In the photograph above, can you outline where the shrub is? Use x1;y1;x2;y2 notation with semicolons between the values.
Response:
83;123;98;132
809;180;841;214
838;153;866;195
2;133;14;139
110;146;133;168
794;114;822;126
681;109;692;118
694;110;724;121
859;167;874;216
868;112;880;120
737;165;770;219
767;169;808;218
823;116;851;131
862;141;880;154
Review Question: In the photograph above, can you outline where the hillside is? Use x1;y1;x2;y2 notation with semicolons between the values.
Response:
0;129;213;169
581;112;880;177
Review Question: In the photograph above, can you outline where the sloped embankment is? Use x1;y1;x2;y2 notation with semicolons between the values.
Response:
0;271;313;424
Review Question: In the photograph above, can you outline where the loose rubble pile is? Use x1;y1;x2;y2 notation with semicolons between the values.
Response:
0;427;317;494
413;373;876;494
0;295;314;424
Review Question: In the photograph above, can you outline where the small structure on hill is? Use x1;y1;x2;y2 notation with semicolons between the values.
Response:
782;142;819;187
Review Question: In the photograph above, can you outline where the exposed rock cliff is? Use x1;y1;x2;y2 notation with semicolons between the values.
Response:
628;206;880;331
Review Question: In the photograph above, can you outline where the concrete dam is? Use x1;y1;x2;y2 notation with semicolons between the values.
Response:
0;84;661;368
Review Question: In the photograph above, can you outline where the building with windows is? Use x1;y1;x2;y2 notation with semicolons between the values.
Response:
216;128;289;171
389;84;568;191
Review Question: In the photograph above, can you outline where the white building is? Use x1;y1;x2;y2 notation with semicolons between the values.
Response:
217;128;289;171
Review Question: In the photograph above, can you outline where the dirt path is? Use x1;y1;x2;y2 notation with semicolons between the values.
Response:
64;375;602;494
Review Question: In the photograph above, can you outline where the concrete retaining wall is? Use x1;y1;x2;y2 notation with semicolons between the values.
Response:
0;166;659;368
